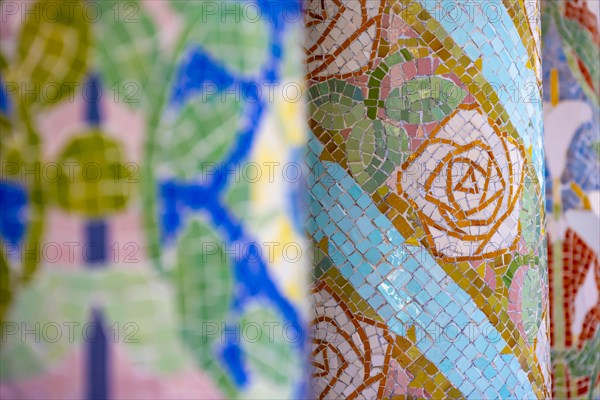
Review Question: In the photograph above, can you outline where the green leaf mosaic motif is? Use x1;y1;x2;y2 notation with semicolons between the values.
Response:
385;76;466;124
347;120;403;193
522;267;543;341
173;1;269;76
16;0;90;106
240;307;300;385
94;0;159;107
308;79;365;132
54;131;132;217
175;219;232;366
162;94;242;179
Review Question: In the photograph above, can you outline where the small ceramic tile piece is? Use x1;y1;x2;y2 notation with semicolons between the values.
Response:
306;0;550;398
542;1;600;398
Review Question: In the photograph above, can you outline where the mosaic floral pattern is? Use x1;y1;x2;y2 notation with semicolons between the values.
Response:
306;0;550;398
543;1;600;398
311;280;392;399
398;106;526;261
0;1;308;399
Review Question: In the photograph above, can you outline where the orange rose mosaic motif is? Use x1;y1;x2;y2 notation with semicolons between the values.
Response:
311;280;392;399
305;0;384;81
397;105;526;261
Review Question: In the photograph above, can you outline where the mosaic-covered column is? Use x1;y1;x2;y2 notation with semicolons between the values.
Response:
0;1;308;399
542;1;600;398
305;0;550;398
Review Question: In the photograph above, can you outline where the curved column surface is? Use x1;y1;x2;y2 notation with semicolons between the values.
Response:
305;1;550;398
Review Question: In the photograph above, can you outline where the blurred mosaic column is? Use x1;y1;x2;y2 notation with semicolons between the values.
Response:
0;1;308;399
305;0;550;398
542;1;600;398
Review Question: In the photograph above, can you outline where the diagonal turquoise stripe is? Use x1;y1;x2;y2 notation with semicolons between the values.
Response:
307;133;535;399
416;0;544;182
